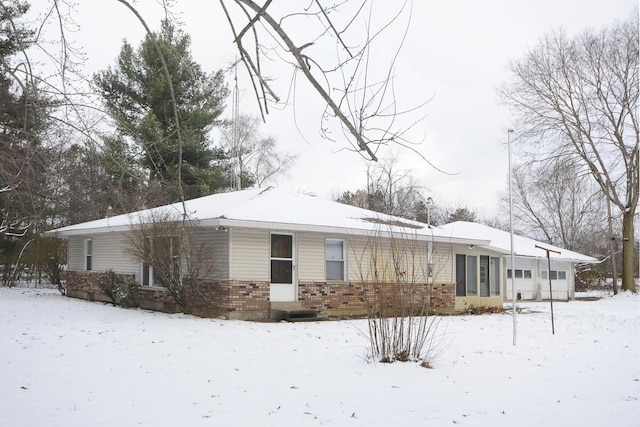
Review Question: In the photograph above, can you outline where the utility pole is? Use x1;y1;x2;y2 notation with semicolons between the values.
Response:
507;129;516;345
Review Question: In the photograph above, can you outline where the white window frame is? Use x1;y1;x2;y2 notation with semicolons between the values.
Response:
84;238;93;271
325;238;346;282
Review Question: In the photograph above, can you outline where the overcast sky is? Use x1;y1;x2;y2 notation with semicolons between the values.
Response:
30;0;636;219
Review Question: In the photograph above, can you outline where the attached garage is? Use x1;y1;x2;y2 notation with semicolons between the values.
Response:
438;221;598;302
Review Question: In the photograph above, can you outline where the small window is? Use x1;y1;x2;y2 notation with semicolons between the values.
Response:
524;270;532;279
84;239;93;271
541;270;548;280
325;239;346;281
515;269;523;279
550;270;558;280
558;271;567;280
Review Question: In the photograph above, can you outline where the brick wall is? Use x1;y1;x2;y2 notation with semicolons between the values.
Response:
66;270;178;312
65;271;271;319
298;281;456;316
66;271;456;319
184;279;270;320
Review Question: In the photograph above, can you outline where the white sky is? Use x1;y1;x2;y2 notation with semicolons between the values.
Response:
29;0;637;218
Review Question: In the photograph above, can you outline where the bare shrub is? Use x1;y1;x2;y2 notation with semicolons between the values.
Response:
127;209;215;313
354;226;443;365
96;270;138;307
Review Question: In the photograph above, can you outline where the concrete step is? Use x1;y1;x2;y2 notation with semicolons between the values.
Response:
270;302;326;322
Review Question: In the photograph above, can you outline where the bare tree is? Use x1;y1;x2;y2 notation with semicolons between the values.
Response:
337;155;430;222
500;12;639;292
219;114;296;188
506;159;606;251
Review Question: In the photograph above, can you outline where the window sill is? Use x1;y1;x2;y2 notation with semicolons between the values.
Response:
139;286;168;292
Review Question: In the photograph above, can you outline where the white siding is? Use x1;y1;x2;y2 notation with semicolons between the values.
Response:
192;227;229;280
230;228;269;281
92;232;139;275
347;234;445;283
297;232;325;281
67;237;85;271
431;242;454;283
67;233;138;275
67;228;230;282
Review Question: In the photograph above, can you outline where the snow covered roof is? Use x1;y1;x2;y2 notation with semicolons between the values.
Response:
437;221;598;263
47;187;487;245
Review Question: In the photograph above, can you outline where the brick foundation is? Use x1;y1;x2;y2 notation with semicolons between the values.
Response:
299;281;456;316
183;279;270;320
65;271;270;320
65;271;456;320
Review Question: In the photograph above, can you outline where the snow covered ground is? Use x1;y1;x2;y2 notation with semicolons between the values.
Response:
1;287;638;426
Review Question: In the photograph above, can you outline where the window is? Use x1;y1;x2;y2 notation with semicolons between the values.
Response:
325;239;346;281
84;239;93;270
507;269;531;279
490;257;501;296
141;236;178;287
541;270;567;281
466;255;477;296
456;254;501;297
455;255;466;296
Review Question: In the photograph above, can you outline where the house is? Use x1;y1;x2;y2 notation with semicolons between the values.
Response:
437;221;599;302
48;187;508;320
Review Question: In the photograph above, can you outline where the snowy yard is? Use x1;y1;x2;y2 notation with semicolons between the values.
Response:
1;288;638;426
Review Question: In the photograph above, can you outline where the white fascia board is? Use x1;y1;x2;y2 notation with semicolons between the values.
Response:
45;224;132;237
201;218;491;246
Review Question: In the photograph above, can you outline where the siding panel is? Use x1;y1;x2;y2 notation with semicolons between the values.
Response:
230;228;269;281
92;232;139;275
67;237;85;271
192;227;229;280
347;234;449;284
432;242;453;283
297;232;325;281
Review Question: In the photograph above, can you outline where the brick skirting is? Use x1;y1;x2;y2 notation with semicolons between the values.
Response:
65;271;456;320
299;281;456;316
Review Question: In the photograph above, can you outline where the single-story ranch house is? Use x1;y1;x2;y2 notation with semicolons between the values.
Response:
438;221;598;301
48;187;517;319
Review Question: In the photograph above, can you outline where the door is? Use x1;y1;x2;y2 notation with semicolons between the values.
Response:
270;233;296;301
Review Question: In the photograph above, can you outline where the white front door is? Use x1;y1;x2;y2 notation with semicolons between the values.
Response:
270;233;296;302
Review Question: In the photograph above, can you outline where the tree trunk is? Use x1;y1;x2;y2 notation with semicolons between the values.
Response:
621;211;637;292
606;199;619;295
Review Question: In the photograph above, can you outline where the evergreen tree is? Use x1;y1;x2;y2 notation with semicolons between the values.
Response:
0;1;52;285
94;20;229;205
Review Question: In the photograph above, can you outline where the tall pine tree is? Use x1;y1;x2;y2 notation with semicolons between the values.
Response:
95;20;230;205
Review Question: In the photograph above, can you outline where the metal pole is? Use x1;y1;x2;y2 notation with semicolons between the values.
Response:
508;129;516;345
536;244;561;334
